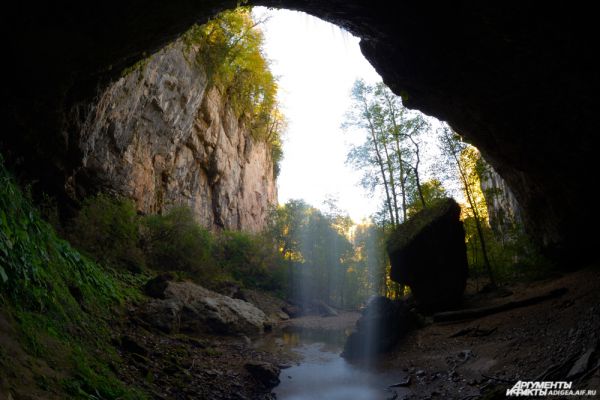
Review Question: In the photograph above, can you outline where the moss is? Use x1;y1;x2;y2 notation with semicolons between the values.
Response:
386;197;459;253
203;347;223;357
120;55;150;79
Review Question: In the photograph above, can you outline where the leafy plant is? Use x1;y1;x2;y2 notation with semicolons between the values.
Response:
68;193;145;273
214;230;284;290
142;206;215;280
0;156;144;399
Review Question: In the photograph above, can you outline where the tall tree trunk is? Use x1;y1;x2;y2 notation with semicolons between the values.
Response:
444;130;496;287
407;134;426;208
379;128;401;225
362;99;396;227
383;92;408;221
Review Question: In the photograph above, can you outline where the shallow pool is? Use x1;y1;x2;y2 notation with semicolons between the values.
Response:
272;326;410;400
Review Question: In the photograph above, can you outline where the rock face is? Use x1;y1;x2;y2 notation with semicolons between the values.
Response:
387;198;468;313
5;2;600;263
140;280;269;335
70;40;277;232
479;159;523;238
342;296;411;360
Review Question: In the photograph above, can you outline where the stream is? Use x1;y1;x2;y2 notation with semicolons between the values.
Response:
268;326;411;400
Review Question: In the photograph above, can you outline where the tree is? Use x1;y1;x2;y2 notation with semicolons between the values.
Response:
345;80;431;227
438;125;496;287
406;179;447;218
268;200;354;307
345;79;399;227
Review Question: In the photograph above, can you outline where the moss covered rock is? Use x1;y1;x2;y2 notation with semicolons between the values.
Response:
387;198;468;313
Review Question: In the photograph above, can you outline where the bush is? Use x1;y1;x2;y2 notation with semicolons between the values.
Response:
64;194;286;290
68;194;145;273
142;207;216;281
214;231;284;290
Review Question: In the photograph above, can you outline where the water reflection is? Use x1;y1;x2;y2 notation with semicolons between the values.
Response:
273;327;409;400
279;326;351;351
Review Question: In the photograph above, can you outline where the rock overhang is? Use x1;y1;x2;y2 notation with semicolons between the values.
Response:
4;1;598;263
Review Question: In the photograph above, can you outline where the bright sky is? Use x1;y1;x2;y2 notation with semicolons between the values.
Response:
252;7;383;222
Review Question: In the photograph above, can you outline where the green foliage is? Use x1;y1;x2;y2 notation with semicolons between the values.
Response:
406;179;447;218
67;197;218;282
65;195;283;289
69;194;145;273
62;345;145;400
345;79;430;227
182;8;285;177
268;199;356;307
433;125;548;282
142;207;216;281
347;222;388;306
0;161;119;310
0;157;144;399
214;230;284;290
120;55;150;78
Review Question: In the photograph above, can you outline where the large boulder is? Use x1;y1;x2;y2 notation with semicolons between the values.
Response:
387;198;468;313
139;280;268;336
341;296;411;360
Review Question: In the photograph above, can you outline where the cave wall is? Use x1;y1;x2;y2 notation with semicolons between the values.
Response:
5;1;598;262
70;40;277;232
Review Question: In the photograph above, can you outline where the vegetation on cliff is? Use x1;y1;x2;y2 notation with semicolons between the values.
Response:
183;8;285;177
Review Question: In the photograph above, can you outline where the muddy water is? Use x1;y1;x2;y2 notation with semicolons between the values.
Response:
270;326;410;400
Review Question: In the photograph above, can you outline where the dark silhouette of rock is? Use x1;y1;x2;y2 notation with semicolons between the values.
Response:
342;296;411;360
244;361;280;388
387;198;468;313
143;273;174;299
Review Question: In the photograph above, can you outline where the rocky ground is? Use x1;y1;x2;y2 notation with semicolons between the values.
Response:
110;286;298;400
111;267;600;400
378;267;600;399
112;317;284;400
4;268;597;400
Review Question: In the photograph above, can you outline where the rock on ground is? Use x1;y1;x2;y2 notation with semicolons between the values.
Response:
244;361;280;388
342;296;412;360
139;280;268;336
387;198;468;313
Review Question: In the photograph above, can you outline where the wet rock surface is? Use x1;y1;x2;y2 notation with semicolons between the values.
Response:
387;198;468;313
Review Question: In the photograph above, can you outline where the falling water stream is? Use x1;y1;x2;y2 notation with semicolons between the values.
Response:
269;326;410;400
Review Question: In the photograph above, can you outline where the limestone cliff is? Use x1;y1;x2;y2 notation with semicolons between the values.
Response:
480;160;523;238
70;40;277;232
